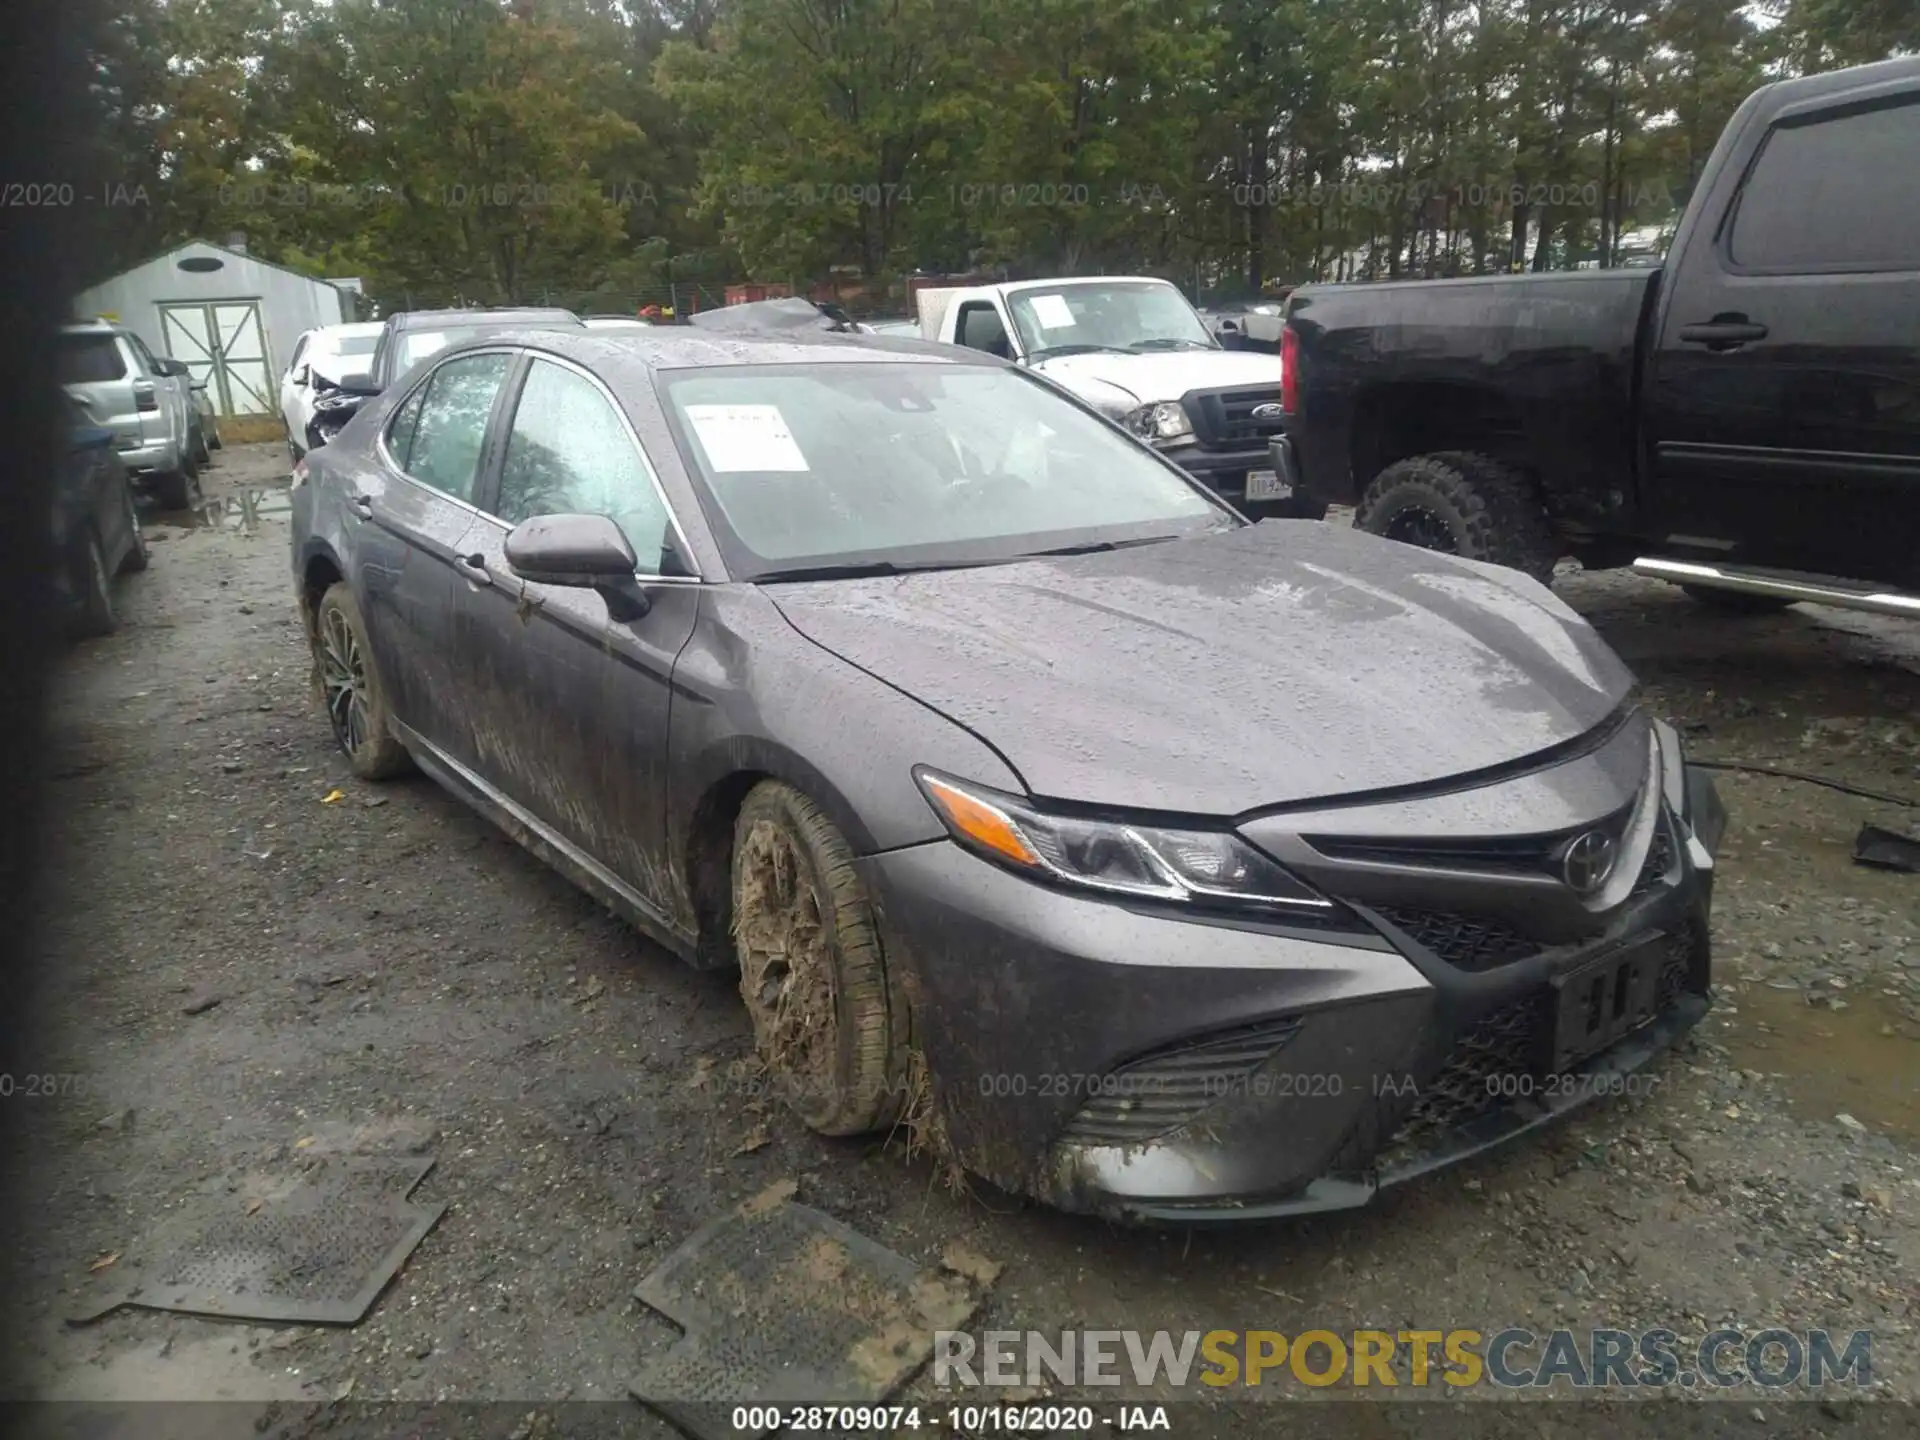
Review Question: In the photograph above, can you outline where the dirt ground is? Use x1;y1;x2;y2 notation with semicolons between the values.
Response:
9;444;1918;1433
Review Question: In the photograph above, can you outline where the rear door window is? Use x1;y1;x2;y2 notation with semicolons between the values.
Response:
56;334;127;384
400;352;513;501
1729;98;1920;273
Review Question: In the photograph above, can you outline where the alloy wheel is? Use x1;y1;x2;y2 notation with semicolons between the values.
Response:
734;818;839;1102
318;605;372;757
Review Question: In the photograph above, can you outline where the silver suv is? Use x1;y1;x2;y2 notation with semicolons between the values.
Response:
56;322;204;509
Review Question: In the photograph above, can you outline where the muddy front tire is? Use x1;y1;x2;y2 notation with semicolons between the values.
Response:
731;781;908;1137
313;582;412;780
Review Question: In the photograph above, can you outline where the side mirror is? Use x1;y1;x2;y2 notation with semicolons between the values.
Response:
155;357;190;378
1218;318;1241;333
331;370;380;397
291;364;310;386
503;513;650;619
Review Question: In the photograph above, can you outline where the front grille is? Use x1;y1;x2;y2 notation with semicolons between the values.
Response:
1057;1016;1301;1146
1356;812;1680;975
1372;924;1707;1171
1373;906;1537;972
1380;995;1550;1162
1306;801;1636;880
1183;386;1285;449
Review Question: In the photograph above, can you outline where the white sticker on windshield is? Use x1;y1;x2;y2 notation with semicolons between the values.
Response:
684;404;810;472
1028;294;1076;329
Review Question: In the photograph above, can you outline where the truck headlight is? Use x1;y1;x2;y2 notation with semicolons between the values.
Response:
915;769;1335;914
1123;401;1193;442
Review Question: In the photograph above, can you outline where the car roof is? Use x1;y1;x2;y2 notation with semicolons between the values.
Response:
313;321;386;341
386;307;579;330
431;325;993;375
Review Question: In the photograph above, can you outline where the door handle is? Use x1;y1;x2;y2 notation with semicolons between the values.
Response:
1678;319;1768;349
348;494;373;520
454;553;493;587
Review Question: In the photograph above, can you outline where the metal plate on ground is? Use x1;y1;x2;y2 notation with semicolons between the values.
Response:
70;1156;446;1327
630;1189;982;1440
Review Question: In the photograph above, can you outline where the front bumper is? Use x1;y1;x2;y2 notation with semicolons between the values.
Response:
1155;440;1275;501
863;760;1722;1223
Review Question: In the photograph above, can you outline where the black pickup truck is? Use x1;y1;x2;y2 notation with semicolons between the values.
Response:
1271;56;1919;618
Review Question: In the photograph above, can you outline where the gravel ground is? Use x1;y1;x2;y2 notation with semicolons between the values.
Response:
8;447;1917;1434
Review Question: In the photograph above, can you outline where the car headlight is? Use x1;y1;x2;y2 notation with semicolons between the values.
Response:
1122;401;1193;442
915;769;1334;913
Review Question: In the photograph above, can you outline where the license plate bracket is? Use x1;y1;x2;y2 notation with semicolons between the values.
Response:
1245;469;1292;501
1549;932;1668;1073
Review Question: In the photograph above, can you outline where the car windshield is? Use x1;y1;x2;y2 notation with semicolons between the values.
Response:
56;334;128;384
660;362;1231;580
1006;282;1217;358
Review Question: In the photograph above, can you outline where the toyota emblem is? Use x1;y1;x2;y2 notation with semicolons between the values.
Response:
1561;830;1619;894
1251;402;1286;420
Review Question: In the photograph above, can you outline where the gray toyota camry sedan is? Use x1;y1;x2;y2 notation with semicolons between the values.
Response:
289;326;1724;1222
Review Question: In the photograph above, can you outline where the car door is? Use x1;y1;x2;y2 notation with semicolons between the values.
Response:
349;349;516;762
1644;85;1920;584
450;352;700;913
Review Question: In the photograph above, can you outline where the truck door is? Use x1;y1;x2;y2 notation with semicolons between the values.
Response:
1644;85;1920;587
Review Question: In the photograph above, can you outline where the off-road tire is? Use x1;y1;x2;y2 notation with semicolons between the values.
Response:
313;582;412;780
731;781;909;1137
1355;451;1558;584
1680;585;1795;615
73;530;115;638
191;424;211;468
154;448;202;511
117;486;148;574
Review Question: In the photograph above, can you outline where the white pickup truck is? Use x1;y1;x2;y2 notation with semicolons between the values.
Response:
915;276;1320;517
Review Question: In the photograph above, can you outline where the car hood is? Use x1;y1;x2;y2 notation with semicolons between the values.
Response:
767;523;1635;814
1031;348;1278;407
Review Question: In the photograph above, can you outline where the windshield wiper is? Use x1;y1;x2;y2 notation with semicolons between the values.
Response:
1127;338;1214;351
1015;534;1191;559
752;558;998;583
1026;343;1132;361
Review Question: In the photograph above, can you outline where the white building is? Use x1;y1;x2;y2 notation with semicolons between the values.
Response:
71;238;357;416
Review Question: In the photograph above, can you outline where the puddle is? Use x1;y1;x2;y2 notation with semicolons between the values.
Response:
144;487;293;533
1723;982;1920;1143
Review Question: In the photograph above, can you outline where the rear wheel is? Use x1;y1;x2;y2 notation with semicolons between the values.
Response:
731;781;908;1136
191;424;211;468
73;530;115;638
313;582;412;779
1680;585;1796;615
116;485;148;574
154;447;202;511
1355;451;1558;583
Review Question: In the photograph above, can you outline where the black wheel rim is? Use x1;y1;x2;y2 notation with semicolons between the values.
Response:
318;606;372;757
1382;504;1459;553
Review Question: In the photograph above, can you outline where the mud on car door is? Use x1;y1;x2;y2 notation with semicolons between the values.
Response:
445;352;699;916
349;349;518;764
